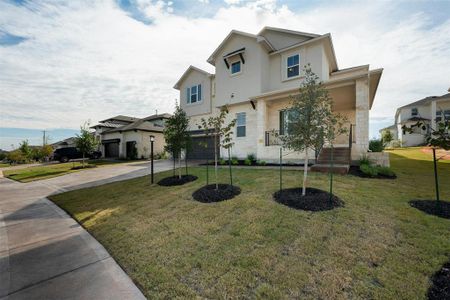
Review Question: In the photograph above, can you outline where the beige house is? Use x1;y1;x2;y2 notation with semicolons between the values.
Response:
174;27;383;165
91;114;170;159
381;92;450;147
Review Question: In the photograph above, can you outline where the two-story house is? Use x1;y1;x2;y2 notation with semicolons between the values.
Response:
381;91;450;147
174;27;383;164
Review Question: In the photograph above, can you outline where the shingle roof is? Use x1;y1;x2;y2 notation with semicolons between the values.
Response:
99;115;138;123
103;114;171;134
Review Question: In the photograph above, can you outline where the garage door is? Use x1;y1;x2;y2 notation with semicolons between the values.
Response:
188;136;217;160
105;142;119;158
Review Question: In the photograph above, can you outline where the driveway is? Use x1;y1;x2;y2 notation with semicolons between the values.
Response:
0;159;179;300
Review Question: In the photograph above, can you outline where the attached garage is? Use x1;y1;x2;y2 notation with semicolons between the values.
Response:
188;136;217;160
103;139;120;158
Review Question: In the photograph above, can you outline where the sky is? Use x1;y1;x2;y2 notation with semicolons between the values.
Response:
1;0;450;150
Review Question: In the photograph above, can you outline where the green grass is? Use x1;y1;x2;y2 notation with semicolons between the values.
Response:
0;163;11;168
49;148;450;299
3;160;126;182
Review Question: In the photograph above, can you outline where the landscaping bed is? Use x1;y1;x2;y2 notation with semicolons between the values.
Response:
409;200;450;219
157;175;198;186
428;261;450;300
348;166;397;179
192;184;241;203
273;187;343;211
71;165;97;170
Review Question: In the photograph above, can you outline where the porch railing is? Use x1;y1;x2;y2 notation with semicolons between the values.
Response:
265;131;282;146
349;124;356;149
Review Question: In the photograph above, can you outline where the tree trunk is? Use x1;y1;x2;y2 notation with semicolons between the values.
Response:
82;153;85;168
178;151;182;179
302;148;309;196
173;152;176;177
214;133;218;190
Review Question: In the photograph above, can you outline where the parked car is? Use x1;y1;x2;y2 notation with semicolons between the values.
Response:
52;147;101;163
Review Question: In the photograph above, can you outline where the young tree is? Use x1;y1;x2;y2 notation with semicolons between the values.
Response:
403;113;449;202
198;107;236;190
278;65;338;196
19;140;32;162
381;129;393;146
75;123;98;167
163;104;191;179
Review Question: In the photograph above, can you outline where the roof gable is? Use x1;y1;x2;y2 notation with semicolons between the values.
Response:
173;65;212;90
207;30;257;65
258;26;319;50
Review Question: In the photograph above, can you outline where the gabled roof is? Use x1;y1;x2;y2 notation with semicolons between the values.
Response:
103;113;171;134
173;65;212;90
395;92;450;123
99;115;137;123
142;113;172;121
207;30;257;65
257;26;320;39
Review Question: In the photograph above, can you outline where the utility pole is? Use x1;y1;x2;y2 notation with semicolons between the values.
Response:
42;130;46;146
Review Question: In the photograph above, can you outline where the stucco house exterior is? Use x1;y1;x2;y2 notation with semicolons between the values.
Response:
91;114;170;159
381;92;450;147
174;27;383;165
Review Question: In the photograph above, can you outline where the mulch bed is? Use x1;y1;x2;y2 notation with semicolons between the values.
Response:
409;200;450;219
192;184;241;203
428;261;450;300
273;187;343;211
71;165;97;170
157;175;198;186
348;166;397;179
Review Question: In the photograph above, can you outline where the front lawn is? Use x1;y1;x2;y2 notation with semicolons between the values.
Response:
3;160;125;182
0;163;10;168
50;148;450;299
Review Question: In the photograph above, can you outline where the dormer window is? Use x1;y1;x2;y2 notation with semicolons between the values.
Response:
187;84;202;104
411;108;418;117
287;54;299;78
231;61;241;75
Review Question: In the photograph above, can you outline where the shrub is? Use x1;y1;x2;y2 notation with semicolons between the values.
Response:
377;166;395;177
231;158;239;165
246;153;256;162
360;163;378;177
244;158;252;165
369;139;384;152
257;160;266;166
7;150;27;164
359;155;372;166
389;140;402;148
219;158;226;165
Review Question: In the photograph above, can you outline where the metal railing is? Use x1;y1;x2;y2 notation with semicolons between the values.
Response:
349;124;356;149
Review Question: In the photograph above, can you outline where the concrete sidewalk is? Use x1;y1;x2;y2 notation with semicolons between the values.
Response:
0;159;181;300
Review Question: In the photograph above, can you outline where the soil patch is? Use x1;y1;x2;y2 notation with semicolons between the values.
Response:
348;166;397;179
428;261;450;300
192;184;241;203
273;187;343;211
409;200;450;219
71;165;97;170
157;175;198;186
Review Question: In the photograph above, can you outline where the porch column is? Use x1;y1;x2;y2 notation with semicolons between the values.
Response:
354;78;370;159
256;99;267;159
431;100;436;130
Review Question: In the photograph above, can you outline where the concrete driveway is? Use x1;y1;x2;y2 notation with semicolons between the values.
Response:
0;159;179;300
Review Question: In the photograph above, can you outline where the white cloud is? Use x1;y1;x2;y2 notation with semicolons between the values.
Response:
0;0;449;136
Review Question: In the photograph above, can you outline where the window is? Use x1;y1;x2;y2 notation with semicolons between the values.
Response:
236;112;246;137
436;109;450;122
287;54;299;78
186;84;202;104
279;109;299;135
411;107;418;116
231;61;241;74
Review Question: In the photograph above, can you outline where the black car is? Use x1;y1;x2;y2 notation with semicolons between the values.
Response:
52;147;102;163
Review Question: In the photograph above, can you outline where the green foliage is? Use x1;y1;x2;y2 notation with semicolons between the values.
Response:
360;163;378;177
231;158;239;165
7;149;27;164
76;123;98;161
219;158;226;165
359;155;372;166
256;160;266;166
155;152;168;160
369;139;384;152
377;166;395;177
19;140;32;160
402;111;449;150
244;158;252;166
0;152;6;161
381;130;394;145
246;153;256;162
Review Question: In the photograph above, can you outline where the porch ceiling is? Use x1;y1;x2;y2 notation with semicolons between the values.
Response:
328;84;356;110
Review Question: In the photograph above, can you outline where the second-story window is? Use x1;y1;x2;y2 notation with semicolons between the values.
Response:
231;61;241;75
187;84;202;104
287;54;299;78
236;112;246;137
411;107;418;117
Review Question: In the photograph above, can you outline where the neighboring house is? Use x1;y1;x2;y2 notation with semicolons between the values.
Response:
51;137;77;149
382;92;450;147
91;114;171;159
174;26;383;164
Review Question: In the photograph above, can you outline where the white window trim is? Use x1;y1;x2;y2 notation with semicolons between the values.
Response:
281;51;303;82
229;59;242;77
186;84;203;106
236;112;246;138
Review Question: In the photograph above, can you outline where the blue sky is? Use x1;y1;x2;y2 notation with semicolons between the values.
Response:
1;0;450;150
